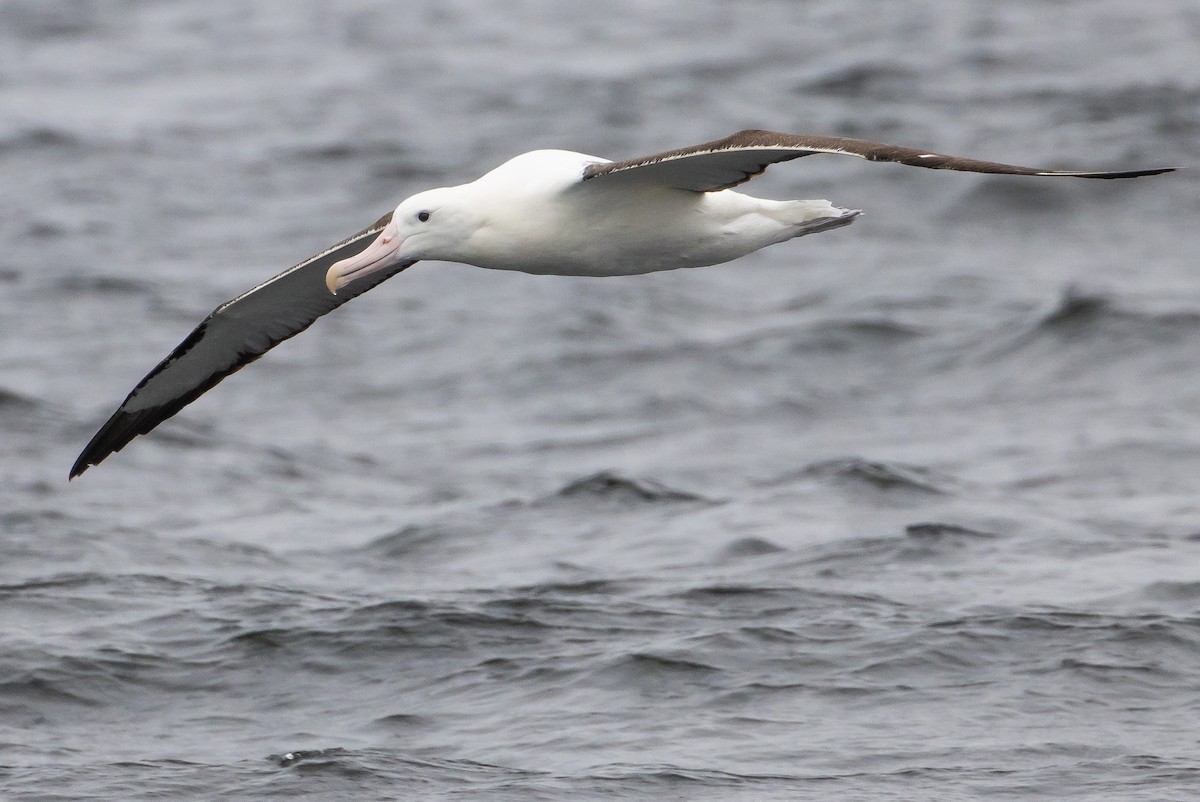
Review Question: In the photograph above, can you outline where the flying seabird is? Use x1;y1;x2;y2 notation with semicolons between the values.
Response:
69;129;1176;478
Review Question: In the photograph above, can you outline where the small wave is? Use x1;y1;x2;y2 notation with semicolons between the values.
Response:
264;747;546;791
0;386;64;437
357;523;465;560
0;126;83;155
0;387;40;412
584;762;804;789
0;639;223;710
274;139;410;165
719;536;787;558
677;583;794;602
1058;657;1167;675
23;220;69;240
0;3;104;39
272;140;446;187
1141;580;1200;602
798;529;993;570
673;584;893;619
224;596;568;662
947;177;1071;219
790;317;924;355
990;286;1200;357
1064;82;1200;129
935;609;1200;666
52;274;154;297
367;712;432;733
795;61;919;99
847;645;977;682
607;651;723;678
798;457;950;495
549;470;711;504
0;669;104;707
0;571;196;597
964;285;1200;398
904;522;997;541
504;578;636;598
281;141;403;162
1037;286;1114;329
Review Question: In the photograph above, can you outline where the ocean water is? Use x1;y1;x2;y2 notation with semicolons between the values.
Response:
3;0;1200;798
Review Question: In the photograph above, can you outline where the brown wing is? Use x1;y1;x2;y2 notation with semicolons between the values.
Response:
581;129;1176;192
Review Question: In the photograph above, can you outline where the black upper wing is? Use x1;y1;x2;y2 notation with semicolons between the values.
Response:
71;212;414;478
581;129;1176;192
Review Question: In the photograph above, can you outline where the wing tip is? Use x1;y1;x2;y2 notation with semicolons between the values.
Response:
69;444;105;480
69;420;125;479
1065;166;1178;179
70;432;104;480
69;406;159;480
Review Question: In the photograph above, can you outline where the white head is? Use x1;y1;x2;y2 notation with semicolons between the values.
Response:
325;149;601;292
325;186;474;294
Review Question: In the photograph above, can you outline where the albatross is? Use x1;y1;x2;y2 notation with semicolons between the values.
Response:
70;129;1175;478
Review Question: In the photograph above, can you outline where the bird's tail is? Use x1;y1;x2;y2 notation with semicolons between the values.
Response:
773;201;862;238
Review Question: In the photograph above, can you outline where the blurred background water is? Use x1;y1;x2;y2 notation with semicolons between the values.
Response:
2;1;1199;798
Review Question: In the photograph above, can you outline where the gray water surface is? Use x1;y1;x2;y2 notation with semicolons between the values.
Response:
3;1;1200;799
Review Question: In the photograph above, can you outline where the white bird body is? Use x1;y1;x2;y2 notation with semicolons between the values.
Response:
69;129;1175;477
390;148;855;277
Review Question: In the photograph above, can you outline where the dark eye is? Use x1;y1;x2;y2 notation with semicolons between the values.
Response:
417;211;431;223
